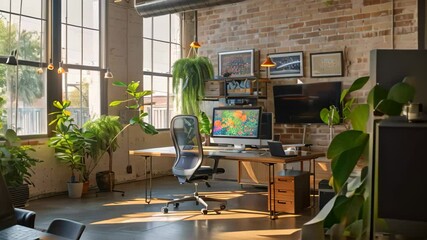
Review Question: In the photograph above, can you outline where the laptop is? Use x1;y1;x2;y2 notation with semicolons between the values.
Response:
0;175;67;240
268;141;298;157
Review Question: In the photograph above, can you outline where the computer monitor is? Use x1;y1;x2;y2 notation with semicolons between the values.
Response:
211;106;268;150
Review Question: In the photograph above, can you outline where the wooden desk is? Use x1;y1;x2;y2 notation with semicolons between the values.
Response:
130;146;324;219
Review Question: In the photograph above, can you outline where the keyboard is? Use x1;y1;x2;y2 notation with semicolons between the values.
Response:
0;225;62;240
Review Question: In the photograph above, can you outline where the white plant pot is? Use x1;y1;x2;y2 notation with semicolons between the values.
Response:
67;182;83;198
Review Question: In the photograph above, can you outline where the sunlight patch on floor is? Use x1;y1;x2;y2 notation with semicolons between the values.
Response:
103;190;249;206
215;229;301;239
90;208;296;225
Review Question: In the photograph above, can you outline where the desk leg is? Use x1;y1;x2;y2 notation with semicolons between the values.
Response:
268;163;277;220
312;158;316;207
144;156;152;204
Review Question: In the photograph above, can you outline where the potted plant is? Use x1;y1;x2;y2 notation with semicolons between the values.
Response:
92;80;158;193
0;129;42;207
83;115;122;192
48;100;95;198
302;76;415;239
172;50;214;140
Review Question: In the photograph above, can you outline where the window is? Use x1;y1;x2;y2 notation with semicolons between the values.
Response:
0;0;47;135
143;13;181;129
61;0;101;126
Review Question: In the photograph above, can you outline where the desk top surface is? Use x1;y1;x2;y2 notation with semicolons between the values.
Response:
130;146;325;164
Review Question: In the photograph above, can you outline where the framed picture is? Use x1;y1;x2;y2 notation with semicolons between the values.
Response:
267;51;303;78
218;49;255;78
310;51;344;77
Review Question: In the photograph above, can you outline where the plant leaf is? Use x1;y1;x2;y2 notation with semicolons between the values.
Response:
347;76;370;94
376;99;403;116
367;84;388;109
387;82;415;104
349;104;369;132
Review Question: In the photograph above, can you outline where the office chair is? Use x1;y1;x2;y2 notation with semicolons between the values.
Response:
47;218;85;240
14;208;36;228
161;115;226;215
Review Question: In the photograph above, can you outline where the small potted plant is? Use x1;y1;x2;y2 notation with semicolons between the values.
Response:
48;100;95;198
0;129;42;207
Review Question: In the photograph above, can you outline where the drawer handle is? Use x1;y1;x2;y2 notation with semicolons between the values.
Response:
277;201;290;204
277;179;294;182
278;190;289;193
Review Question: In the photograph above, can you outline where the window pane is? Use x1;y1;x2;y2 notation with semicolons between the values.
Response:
0;13;11;56
19;16;42;62
152;76;168;128
64;69;100;125
83;29;99;66
22;0;42;18
0;0;10;11
143;17;151;38
83;0;99;29
61;0;66;23
171;13;180;44
153;41;169;73
67;26;82;65
11;0;21;14
171;43;180;69
4;65;47;135
67;0;82;26
153;15;169;41
143;39;152;71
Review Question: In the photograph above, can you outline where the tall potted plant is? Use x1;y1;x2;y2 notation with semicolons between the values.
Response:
302;76;415;239
0;129;42;207
172;52;214;140
48;100;95;198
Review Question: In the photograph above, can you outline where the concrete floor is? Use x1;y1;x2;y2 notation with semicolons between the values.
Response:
27;176;317;240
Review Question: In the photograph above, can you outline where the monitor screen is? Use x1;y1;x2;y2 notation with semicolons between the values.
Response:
211;107;262;149
211;107;261;139
273;81;342;124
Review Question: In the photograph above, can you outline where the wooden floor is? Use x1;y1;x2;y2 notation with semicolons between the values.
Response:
27;176;318;240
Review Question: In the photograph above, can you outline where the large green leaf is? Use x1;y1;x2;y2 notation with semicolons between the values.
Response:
367;84;388;109
376;99;403;116
347;76;370;94
349;104;369;132
387;82;415;104
112;81;127;87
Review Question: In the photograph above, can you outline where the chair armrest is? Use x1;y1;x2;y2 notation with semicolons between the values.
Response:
14;208;36;228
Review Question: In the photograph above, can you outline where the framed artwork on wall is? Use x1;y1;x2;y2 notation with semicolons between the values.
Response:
218;49;255;78
310;51;344;77
267;51;304;78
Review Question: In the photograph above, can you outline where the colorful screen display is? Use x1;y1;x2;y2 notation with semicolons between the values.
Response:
211;107;261;138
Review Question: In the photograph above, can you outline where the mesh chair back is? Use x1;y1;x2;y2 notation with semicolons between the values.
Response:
170;115;203;184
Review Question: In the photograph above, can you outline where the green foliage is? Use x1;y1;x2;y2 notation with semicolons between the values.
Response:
83;115;123;173
0;129;42;187
317;76;416;238
48;100;95;182
198;111;212;136
172;56;214;116
109;80;158;135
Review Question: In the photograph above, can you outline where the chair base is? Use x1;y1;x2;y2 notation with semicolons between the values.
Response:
161;192;226;215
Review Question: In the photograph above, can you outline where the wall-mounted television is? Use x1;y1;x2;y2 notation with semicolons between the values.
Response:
273;81;342;124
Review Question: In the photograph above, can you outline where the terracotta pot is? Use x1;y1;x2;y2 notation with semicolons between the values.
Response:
82;181;90;194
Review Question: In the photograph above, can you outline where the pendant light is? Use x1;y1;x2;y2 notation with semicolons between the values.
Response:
104;68;114;78
57;61;65;74
6;49;18;65
187;11;200;58
261;55;276;68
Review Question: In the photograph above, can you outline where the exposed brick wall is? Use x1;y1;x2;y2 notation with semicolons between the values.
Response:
198;0;417;152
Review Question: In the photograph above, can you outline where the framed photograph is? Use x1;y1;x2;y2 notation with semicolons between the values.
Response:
218;49;255;78
310;51;344;77
267;51;303;78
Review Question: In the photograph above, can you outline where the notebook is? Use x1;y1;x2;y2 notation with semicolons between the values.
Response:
0;175;66;240
267;141;297;157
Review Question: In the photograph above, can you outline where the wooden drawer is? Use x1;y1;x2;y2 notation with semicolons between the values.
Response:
269;199;296;213
276;177;295;190
276;189;295;198
204;81;224;97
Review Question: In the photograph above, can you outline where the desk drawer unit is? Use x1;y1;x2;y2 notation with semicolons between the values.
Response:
268;170;310;214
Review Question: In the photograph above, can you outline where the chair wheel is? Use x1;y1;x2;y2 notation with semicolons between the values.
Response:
220;204;226;210
214;210;221;214
121;193;125;197
173;203;179;208
161;207;168;214
201;208;208;215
